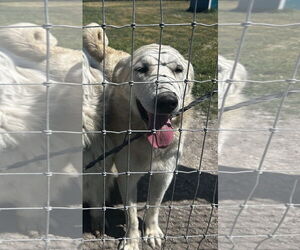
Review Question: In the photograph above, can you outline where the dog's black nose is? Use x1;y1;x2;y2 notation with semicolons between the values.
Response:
156;92;178;114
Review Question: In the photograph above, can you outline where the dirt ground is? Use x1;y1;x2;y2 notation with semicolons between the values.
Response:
219;105;300;249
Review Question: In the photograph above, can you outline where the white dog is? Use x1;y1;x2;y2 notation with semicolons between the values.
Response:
218;55;248;151
84;44;194;250
0;27;104;236
0;50;83;234
218;55;247;108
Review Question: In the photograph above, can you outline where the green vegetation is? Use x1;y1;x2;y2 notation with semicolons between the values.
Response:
219;1;300;117
0;1;218;116
84;1;218;115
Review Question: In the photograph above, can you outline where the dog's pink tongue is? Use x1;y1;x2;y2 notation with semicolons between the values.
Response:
147;113;174;149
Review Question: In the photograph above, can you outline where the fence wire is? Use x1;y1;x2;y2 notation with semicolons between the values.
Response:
0;0;299;249
219;0;300;249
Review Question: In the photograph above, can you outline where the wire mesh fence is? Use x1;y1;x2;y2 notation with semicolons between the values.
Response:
219;0;300;249
0;0;299;249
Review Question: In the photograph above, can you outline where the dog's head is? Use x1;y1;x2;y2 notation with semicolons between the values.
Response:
113;44;194;149
0;23;57;62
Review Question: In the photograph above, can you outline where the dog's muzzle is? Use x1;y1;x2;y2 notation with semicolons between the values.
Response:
136;91;178;149
156;91;178;114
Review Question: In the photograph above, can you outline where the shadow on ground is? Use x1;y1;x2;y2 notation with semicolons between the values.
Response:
219;165;300;204
83;165;218;239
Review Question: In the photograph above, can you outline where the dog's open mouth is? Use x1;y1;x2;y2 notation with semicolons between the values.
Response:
136;99;174;149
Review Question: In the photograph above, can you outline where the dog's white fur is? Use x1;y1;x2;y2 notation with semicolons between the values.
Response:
84;44;194;250
218;55;247;108
65;53;105;147
0;25;104;234
218;55;248;151
0;51;82;232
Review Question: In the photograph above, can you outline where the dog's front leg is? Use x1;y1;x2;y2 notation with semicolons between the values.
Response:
117;174;141;250
144;172;173;249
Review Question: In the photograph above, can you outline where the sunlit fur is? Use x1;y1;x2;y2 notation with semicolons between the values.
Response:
218;55;248;152
218;55;247;108
0;28;104;234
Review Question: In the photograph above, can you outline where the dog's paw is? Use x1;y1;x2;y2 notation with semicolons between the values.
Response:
89;209;105;235
118;238;140;250
144;225;164;249
27;230;41;238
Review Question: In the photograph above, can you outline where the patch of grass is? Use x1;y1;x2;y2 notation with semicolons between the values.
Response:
83;1;218;116
219;1;300;117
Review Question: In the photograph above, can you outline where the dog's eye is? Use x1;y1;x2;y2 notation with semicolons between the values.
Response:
175;65;183;73
135;65;149;74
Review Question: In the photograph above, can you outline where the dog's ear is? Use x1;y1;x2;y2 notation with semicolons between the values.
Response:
31;28;57;47
0;23;57;61
112;55;131;83
85;22;109;46
186;60;194;81
83;23;109;63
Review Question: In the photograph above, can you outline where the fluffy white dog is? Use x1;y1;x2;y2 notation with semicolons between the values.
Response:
0;26;104;235
218;55;247;108
84;44;194;250
218;55;248;151
0;50;83;233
